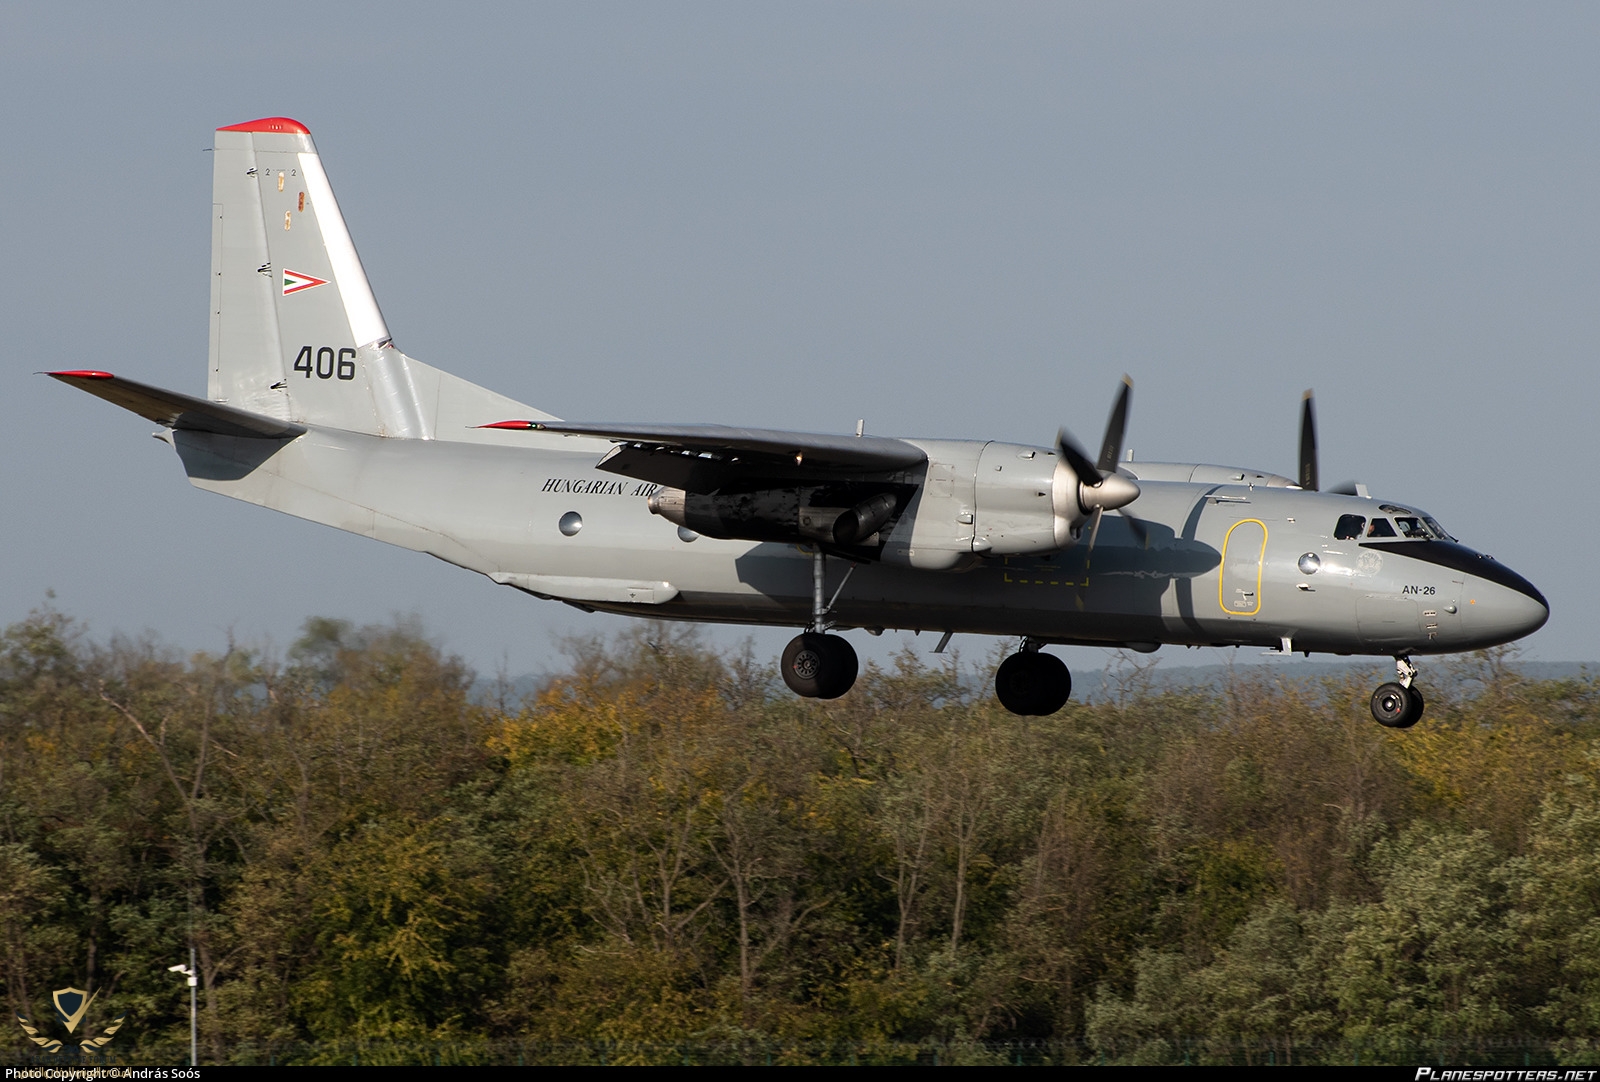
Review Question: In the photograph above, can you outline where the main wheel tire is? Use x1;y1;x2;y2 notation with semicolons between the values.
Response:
995;652;1072;716
1400;684;1425;727
1371;682;1423;728
817;636;859;700
782;633;831;697
781;633;858;699
1029;652;1071;715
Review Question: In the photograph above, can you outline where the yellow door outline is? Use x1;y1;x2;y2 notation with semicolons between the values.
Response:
1219;519;1268;616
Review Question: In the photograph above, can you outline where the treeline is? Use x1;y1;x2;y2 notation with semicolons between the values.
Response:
2;609;1599;1065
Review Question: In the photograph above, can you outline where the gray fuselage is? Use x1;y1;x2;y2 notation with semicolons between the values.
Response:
170;425;1548;658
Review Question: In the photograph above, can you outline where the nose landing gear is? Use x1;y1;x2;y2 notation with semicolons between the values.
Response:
781;549;860;700
995;639;1072;716
1370;656;1425;728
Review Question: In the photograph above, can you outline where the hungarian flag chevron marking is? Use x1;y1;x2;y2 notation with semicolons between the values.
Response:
282;269;329;296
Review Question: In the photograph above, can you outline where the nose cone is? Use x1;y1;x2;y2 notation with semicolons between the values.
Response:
1467;569;1549;647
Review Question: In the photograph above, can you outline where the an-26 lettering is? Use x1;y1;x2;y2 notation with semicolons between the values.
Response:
1402;585;1435;595
293;345;356;381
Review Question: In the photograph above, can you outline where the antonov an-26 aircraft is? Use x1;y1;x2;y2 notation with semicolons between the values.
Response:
52;118;1549;727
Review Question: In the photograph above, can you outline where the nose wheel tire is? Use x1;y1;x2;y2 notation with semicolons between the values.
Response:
782;633;859;700
1371;681;1425;728
995;651;1072;716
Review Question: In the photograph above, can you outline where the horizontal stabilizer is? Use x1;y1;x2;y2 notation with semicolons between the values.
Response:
48;371;305;439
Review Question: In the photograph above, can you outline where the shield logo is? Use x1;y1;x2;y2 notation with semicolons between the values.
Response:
52;988;95;1034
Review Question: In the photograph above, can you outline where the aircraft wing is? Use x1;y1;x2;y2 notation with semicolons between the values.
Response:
482;420;926;491
49;371;306;439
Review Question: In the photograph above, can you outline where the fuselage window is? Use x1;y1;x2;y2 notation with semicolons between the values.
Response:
1334;514;1365;540
1366;518;1398;538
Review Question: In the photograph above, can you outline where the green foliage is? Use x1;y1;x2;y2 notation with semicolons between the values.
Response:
3;614;1600;1066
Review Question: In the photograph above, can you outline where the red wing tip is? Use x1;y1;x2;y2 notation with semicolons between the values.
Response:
217;117;310;135
49;370;115;380
477;420;538;430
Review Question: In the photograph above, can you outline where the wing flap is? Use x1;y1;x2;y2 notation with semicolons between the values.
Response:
49;371;306;439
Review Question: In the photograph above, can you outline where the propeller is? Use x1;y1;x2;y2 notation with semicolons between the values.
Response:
1053;376;1144;550
1299;389;1366;497
1299;389;1318;492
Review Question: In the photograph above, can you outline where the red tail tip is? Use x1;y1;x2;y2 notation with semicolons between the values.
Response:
50;370;114;380
217;117;310;134
477;420;538;430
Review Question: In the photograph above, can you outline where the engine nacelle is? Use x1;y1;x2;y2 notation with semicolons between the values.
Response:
969;441;1135;555
646;440;1139;569
876;441;1142;569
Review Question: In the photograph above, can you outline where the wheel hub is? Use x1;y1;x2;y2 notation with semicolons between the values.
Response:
791;649;822;681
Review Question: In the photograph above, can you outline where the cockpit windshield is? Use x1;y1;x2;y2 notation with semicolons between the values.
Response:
1333;506;1456;542
1369;504;1455;541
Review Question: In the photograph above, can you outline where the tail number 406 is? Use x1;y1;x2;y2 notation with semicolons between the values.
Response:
293;345;356;381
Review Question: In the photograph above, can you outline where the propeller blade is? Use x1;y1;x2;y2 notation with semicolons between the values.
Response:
1056;428;1101;485
1097;375;1134;474
1085;506;1104;553
1299;389;1318;492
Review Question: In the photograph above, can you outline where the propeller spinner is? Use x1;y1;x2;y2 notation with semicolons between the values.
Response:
1052;376;1144;549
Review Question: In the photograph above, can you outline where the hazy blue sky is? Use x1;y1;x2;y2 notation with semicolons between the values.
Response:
4;2;1595;678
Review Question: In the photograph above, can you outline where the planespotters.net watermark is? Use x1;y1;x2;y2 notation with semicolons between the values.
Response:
1414;1072;1598;1081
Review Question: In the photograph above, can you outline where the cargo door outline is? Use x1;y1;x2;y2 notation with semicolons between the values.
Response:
1219;519;1267;615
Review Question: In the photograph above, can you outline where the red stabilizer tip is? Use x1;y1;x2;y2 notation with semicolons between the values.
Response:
51;370;114;379
217;117;311;134
478;420;537;430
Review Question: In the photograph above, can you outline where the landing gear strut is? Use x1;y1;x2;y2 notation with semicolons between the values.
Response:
995;639;1072;716
781;550;859;700
1370;656;1425;728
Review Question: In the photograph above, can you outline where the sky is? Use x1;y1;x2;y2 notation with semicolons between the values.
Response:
3;2;1596;682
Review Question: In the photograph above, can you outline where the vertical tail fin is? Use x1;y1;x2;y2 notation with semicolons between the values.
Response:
210;117;553;437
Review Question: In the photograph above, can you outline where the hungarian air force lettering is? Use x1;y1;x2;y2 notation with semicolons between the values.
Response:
282;269;328;295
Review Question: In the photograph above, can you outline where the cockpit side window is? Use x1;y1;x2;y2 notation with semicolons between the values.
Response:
1334;514;1366;540
1366;518;1398;538
1396;516;1431;539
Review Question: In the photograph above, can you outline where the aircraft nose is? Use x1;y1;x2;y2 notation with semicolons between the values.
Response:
1467;570;1549;646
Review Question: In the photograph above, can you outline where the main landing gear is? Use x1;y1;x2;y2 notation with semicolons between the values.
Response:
1370;656;1426;729
781;550;860;700
995;639;1072;716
